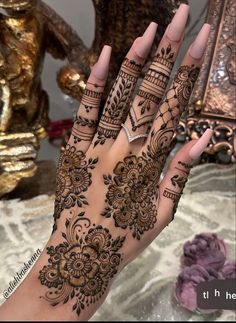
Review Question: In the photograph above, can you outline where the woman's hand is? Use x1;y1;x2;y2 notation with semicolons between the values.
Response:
0;4;212;321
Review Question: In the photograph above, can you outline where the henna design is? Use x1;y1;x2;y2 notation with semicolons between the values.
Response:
178;161;192;170
163;188;181;220
102;128;174;240
40;211;125;317
53;145;98;232
171;174;188;189
128;44;174;133
81;88;103;113
151;64;200;150
72;116;98;143
95;58;142;146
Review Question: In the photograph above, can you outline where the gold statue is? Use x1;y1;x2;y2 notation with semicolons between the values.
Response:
0;0;184;196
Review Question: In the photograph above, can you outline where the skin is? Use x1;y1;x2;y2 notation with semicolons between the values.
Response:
0;5;212;321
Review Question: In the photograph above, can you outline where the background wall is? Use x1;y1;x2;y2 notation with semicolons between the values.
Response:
38;0;209;162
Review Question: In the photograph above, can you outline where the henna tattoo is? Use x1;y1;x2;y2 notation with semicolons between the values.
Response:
163;188;181;220
178;161;192;170
151;64;200;154
40;211;125;317
128;44;174;133
173;65;200;107
171;174;188;189
53;145;98;232
102;128;174;240
71;116;98;143
81;88;103;113
94;58;142;146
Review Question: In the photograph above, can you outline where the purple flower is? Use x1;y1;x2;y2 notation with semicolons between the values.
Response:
174;264;220;313
221;262;236;279
182;233;227;271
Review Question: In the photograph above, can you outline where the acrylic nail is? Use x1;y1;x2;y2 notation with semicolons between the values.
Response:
134;21;158;58
167;4;189;42
189;128;213;160
189;24;211;59
92;45;112;80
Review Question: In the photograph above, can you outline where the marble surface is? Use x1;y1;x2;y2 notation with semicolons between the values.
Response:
0;163;235;321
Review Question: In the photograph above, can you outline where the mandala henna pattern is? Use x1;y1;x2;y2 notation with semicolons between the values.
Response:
94;58;142;146
53;145;98;232
128;44;175;134
40;211;125;317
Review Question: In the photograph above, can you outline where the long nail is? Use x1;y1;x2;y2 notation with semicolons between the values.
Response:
189;128;213;159
189;24;211;59
92;45;112;80
134;22;158;58
166;4;189;42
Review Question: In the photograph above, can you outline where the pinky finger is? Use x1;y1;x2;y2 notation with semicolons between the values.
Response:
156;128;213;232
67;45;111;153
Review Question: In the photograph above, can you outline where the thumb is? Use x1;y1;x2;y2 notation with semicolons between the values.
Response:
157;128;213;230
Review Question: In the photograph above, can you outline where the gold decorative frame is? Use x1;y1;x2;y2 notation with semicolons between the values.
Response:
178;0;236;163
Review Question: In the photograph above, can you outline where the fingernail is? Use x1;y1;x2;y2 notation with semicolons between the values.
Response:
189;24;211;59
92;45;112;79
189;128;213;159
134;22;158;58
167;4;189;42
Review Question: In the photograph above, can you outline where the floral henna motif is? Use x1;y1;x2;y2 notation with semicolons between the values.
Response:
39;212;125;317
53;145;98;232
94;58;142;146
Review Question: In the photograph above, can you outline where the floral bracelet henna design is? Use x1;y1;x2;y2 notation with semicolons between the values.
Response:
40;211;125;317
53;144;98;232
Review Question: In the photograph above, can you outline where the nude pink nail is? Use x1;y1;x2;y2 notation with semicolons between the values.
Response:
167;4;189;42
134;22;158;58
92;45;112;80
189;24;211;59
189;129;213;159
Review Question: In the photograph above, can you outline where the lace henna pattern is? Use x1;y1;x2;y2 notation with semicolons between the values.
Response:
40;211;125;317
94;58;142;146
53;145;98;232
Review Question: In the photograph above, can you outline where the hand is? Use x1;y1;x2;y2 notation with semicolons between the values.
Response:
0;4;213;321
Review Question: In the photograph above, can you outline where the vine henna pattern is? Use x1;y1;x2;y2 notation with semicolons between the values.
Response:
71;87;103;144
72;116;98;144
40;211;125;317
94;58;142;146
128;44;175;134
53;145;98;232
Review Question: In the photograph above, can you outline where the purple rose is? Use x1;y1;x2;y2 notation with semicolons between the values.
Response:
182;233;227;271
221;262;236;279
174;264;219;313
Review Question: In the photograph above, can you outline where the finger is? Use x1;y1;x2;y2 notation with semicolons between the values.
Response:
117;4;189;152
156;129;213;232
143;24;211;169
67;45;111;153
93;22;158;148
